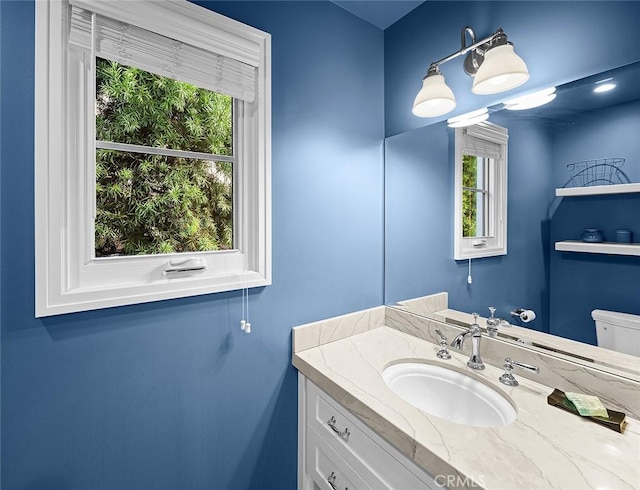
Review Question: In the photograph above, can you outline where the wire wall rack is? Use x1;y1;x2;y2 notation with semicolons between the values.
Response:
565;157;630;188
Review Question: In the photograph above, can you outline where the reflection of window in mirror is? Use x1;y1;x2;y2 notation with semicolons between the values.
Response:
454;122;508;260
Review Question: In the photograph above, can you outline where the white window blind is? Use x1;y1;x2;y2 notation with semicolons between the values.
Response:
463;123;507;160
69;6;256;102
462;133;502;160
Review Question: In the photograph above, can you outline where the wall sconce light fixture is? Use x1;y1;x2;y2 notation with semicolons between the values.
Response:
413;26;530;118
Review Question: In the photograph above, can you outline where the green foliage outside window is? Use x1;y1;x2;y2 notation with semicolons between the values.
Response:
95;58;233;257
462;154;477;237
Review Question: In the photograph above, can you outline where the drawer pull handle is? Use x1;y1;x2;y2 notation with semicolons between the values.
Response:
327;471;348;490
327;416;350;441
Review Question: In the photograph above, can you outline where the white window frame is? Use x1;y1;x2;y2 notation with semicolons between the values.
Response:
35;0;271;317
454;122;508;260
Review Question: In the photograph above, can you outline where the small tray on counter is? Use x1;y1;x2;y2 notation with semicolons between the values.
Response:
547;388;626;433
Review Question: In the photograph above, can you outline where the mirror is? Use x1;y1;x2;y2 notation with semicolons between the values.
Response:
384;61;640;374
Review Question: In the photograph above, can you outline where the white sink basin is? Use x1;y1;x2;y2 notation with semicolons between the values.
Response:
382;362;517;427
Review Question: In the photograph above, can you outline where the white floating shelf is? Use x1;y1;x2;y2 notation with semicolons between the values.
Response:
555;240;640;256
556;183;640;197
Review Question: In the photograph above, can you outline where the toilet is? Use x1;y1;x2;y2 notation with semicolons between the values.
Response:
591;309;640;357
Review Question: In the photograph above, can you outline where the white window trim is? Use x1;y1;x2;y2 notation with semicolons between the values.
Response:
454;122;508;260
35;0;271;317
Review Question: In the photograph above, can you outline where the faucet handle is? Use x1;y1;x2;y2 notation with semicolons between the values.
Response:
486;311;512;338
469;313;482;333
499;357;540;386
435;329;452;360
486;307;499;337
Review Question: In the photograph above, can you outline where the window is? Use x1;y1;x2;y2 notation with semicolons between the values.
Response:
94;58;235;257
35;0;271;316
462;154;491;238
454;122;508;260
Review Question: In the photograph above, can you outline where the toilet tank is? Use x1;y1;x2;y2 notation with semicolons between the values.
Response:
591;309;640;357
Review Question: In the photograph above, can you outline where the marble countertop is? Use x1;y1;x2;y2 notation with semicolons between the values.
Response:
293;326;640;490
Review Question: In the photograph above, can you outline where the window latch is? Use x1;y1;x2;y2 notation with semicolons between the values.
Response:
163;258;207;275
472;239;487;248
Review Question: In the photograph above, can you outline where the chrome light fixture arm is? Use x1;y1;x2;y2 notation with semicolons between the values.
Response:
428;27;507;75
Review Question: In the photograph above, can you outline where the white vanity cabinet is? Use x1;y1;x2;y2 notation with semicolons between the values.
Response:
298;375;439;490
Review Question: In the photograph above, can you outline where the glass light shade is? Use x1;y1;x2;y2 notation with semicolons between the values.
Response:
472;44;530;95
412;74;456;117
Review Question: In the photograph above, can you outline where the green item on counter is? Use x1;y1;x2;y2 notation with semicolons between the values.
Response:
565;392;609;418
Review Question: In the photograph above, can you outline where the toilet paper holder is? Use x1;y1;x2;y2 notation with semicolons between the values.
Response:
510;308;536;323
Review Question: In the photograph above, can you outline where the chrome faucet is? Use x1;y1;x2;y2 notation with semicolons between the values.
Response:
450;313;485;370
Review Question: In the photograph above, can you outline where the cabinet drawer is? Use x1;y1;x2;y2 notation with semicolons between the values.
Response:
306;426;370;490
306;380;437;490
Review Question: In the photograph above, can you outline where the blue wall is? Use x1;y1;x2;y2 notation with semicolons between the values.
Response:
384;114;553;329
0;2;384;489
385;1;640;136
551;101;640;187
549;101;640;344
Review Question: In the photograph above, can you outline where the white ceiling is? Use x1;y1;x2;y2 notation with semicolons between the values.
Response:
331;1;426;30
